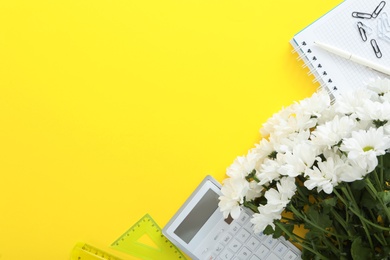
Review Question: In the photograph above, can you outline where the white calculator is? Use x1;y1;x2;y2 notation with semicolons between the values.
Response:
163;176;302;260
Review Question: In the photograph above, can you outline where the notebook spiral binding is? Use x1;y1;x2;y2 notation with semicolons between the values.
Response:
290;39;336;101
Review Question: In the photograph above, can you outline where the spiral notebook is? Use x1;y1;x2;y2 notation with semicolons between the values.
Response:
291;0;390;99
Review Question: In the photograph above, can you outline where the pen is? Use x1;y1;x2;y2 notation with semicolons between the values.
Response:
314;41;390;76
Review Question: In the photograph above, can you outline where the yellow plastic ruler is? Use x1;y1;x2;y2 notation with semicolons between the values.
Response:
111;214;187;260
71;242;122;260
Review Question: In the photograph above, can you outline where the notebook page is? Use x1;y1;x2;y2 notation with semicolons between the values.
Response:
292;0;390;97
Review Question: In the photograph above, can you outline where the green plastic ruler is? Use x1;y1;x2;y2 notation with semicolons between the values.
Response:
71;242;122;260
111;214;187;260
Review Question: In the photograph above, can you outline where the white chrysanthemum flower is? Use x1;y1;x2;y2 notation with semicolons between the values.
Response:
321;148;366;182
384;123;390;136
356;99;390;123
260;106;294;138
277;130;311;154
256;159;282;186
250;177;295;233
354;118;375;132
276;177;297;199
340;127;390;173
304;154;356;194
338;159;366;182
294;90;331;118
367;77;390;96
245;181;264;201
304;166;335;194
253;138;276;160
261;92;329;140
380;92;390;103
251;204;283;233
218;178;249;219
311;115;356;148
227;151;260;179
278;142;318;177
286;111;317;133
264;187;290;207
316;105;338;125
335;88;376;118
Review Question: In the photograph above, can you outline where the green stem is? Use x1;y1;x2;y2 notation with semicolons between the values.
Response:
296;185;309;204
333;189;348;205
365;178;390;221
330;208;353;237
333;189;352;226
275;222;329;260
380;155;384;190
281;216;296;222
373;169;383;193
243;200;259;214
347;207;390;231
321;233;340;257
288;204;348;239
374;233;387;246
342;185;374;250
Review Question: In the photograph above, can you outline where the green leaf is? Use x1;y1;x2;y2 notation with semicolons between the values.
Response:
320;197;337;214
351;237;372;260
263;225;275;236
243;198;259;213
306;206;332;229
273;225;284;238
380;245;390;260
378;191;390;206
382;154;390;181
360;191;377;209
304;229;322;241
351;179;366;191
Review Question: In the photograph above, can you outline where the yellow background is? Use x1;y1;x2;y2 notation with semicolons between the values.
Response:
0;0;341;259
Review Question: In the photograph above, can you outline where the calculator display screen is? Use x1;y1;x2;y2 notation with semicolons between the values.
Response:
174;189;219;244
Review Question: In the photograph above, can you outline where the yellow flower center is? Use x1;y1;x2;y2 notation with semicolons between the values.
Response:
363;146;374;152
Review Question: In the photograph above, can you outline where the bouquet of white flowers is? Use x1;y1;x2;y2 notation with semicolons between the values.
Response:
219;78;390;259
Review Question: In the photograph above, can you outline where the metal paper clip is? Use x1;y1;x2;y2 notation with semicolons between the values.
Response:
352;12;372;19
380;12;390;30
378;12;390;42
378;15;386;38
372;1;386;18
357;22;368;41
360;22;373;34
371;39;382;58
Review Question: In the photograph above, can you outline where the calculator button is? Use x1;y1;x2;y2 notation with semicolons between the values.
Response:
255;232;267;241
237;246;252;259
236;228;251;243
220;232;234;246
237;212;250;225
213;244;224;255
213;229;226;242
247;236;261;251
256;244;270;258
264;235;279;249
201;248;209;254
249;255;261;260
266;252;280;260
274;242;288;257
229;222;241;234
244;220;254;231
228;239;242;253
219;249;234;260
206;254;217;260
283;250;299;260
